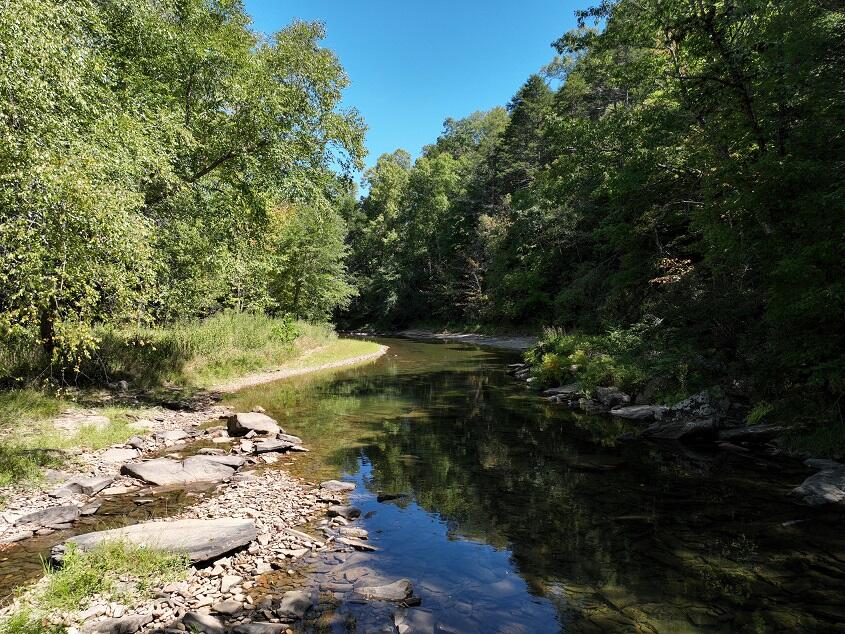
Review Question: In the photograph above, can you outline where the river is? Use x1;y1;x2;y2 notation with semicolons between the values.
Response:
225;337;845;633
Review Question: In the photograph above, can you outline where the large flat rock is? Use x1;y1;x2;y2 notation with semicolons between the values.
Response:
57;518;257;564
227;412;281;436
792;466;845;505
121;456;236;486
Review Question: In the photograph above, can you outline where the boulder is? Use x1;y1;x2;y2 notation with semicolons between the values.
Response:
57;518;257;564
226;413;281;437
320;480;355;492
183;612;225;634
120;456;235;486
15;505;79;528
49;475;113;498
200;454;246;469
609;405;668;421
100;448;141;463
327;505;361;520
277;590;312;618
792;466;845;506
594;386;631;409
355;579;414;602
253;439;294;454
212;599;243;615
82;614;152;634
669;390;727;420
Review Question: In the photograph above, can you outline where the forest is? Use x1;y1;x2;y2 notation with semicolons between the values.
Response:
2;0;844;443
342;0;845;441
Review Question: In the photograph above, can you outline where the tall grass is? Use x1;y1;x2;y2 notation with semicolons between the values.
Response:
0;542;188;634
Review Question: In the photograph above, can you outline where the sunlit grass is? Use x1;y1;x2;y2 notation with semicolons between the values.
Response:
0;542;188;633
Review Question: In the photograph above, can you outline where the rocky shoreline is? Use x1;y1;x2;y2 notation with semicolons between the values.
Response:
1;403;421;633
508;363;845;507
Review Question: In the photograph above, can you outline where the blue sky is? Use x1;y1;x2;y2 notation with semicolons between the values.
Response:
244;0;581;176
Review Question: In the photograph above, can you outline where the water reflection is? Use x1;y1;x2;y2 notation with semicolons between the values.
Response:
233;338;845;633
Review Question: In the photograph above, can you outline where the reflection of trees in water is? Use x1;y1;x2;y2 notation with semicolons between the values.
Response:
230;348;845;631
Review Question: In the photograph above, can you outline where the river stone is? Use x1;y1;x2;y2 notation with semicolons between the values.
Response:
277;433;303;445
49;475;113;498
82;614;152;633
183;612;225;634
157;429;188;442
200;454;246;468
355;579;414;602
58;518;257;563
212;599;243;615
100;448;141;463
609;405;667;421
253;439;294;453
542;382;582;397
227;412;281;437
792;466;845;505
338;536;379;551
595;386;631;408
277;590;312;618
220;574;242;593
320;480;355;492
15;505;79;528
327;505;361;520
120;456;235;486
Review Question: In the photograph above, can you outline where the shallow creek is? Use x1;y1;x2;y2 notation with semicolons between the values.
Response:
2;337;844;632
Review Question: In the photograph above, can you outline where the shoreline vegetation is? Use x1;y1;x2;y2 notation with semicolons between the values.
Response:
0;313;385;491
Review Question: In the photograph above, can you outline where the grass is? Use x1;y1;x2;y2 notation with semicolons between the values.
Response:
0;394;143;491
96;312;338;387
0;541;188;634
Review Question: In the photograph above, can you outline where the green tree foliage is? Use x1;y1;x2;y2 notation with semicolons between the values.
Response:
344;0;845;418
0;0;363;375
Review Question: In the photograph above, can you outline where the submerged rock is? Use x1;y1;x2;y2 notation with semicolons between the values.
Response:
792;465;845;505
55;518;257;564
120;456;236;486
253;438;295;453
277;590;312;618
320;480;356;492
226;412;281;437
354;578;415;602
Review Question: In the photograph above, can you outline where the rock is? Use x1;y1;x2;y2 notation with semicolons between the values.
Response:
719;423;784;443
594;386;631;408
197;448;226;455
182;612;225;634
200;455;246;469
81;614;152;633
49;475;113;498
80;501;102;516
669;390;726;420
805;458;843;470
542;382;582;397
277;590;312;618
120;456;235;486
642;417;717;440
220;574;242;593
337;536;379;551
609;405;668;421
226;413;281;437
101;485;139;496
338;527;368;539
57;518;257;564
327;505;360;520
792;466;845;505
376;493;408;503
232;625;287;634
100;448;141;463
355;579;414;602
0;530;33;543
157;429;188;443
277;433;303;445
320;480;355;492
15;505;79;528
126;436;146;449
577;398;606;414
212;599;243;615
252;439;294;453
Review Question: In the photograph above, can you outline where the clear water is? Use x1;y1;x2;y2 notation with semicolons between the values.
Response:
228;338;845;633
